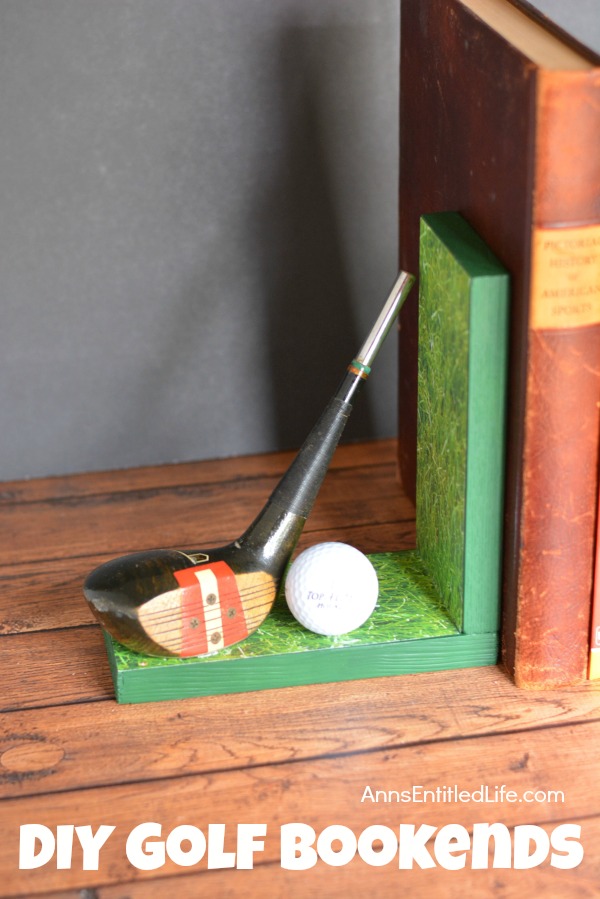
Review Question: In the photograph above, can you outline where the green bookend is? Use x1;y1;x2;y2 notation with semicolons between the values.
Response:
102;212;509;702
417;212;509;634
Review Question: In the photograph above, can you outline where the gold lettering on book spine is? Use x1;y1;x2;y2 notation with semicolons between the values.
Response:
530;224;600;330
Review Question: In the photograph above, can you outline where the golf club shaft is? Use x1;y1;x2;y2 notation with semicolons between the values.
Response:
239;271;415;545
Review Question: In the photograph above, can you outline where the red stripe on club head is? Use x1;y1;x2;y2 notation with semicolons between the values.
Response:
174;560;248;657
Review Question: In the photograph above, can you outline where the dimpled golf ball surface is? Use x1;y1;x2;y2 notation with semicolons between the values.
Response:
285;542;379;636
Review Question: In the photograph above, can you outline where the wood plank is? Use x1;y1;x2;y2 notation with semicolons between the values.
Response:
0;440;398;505
0;628;114;711
1;719;597;895
93;817;600;899
25;818;600;899
2;665;598;798
0;463;411;567
0;523;416;636
26;816;600;899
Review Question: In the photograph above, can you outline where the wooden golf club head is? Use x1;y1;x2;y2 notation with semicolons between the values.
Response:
84;271;415;658
84;502;304;657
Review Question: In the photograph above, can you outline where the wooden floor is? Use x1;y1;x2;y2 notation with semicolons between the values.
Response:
1;439;598;898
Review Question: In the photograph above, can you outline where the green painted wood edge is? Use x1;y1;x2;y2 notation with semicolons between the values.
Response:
105;629;499;704
418;213;509;635
423;212;510;281
464;268;509;634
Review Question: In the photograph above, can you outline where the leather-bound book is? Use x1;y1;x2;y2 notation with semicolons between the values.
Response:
398;0;600;686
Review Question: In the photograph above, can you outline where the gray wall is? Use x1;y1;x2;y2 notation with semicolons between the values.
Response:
1;0;400;480
1;1;597;481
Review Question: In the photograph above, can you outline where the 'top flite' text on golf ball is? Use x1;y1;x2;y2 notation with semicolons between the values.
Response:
284;543;379;636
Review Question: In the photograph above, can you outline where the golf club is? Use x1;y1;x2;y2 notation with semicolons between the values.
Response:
83;270;415;657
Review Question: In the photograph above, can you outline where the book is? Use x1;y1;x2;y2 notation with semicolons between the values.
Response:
589;491;600;680
101;212;509;703
398;0;600;687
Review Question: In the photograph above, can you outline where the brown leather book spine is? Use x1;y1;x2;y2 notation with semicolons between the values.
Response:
507;70;600;687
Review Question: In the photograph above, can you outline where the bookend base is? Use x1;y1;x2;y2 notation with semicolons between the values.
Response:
102;551;499;704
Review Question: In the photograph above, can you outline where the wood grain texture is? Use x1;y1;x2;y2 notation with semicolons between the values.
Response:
1;440;599;896
89;817;600;899
0;522;415;636
1;666;598;800
0;440;413;638
0;628;114;711
0;441;397;506
17;819;600;899
35;829;600;899
1;719;598;895
0;460;410;566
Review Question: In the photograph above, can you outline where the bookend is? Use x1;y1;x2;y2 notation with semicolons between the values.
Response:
102;212;510;702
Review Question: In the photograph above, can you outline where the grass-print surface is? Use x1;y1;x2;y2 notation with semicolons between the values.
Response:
107;551;458;673
416;218;469;629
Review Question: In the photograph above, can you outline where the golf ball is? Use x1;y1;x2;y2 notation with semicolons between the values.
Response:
284;542;378;636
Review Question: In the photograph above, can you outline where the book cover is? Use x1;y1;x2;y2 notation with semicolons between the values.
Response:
398;0;600;687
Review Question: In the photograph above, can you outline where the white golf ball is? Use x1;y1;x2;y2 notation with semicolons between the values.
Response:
284;542;379;636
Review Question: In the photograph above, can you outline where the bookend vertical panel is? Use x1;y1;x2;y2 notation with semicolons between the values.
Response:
416;213;509;635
